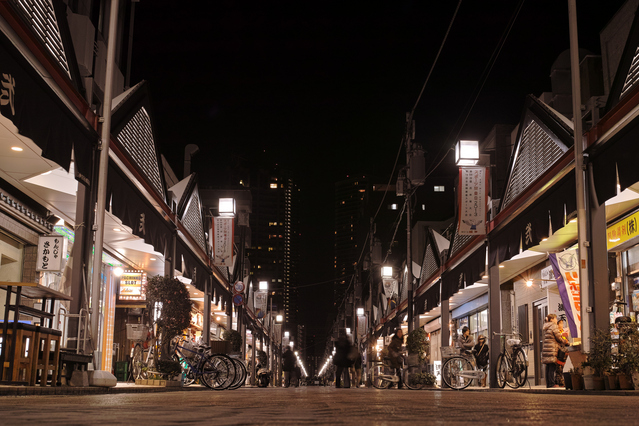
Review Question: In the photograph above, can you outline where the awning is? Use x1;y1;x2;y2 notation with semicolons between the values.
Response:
415;280;441;315
590;113;639;206
176;240;211;293
489;173;576;267
442;244;486;300
0;33;96;186
107;160;173;256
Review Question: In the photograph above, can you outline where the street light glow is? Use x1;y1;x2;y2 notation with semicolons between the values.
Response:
259;281;268;290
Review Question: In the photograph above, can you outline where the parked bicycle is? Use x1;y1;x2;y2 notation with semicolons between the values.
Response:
370;352;420;390
440;346;485;390
170;335;240;390
493;332;528;388
127;323;155;380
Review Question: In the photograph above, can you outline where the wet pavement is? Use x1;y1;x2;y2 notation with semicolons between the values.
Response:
0;384;637;425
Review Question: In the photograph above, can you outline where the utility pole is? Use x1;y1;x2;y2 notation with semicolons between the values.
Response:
402;115;425;333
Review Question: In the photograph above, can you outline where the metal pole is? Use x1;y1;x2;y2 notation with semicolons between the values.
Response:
406;137;414;333
90;0;119;368
568;0;591;352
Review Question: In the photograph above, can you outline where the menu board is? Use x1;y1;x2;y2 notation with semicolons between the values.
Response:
119;270;147;301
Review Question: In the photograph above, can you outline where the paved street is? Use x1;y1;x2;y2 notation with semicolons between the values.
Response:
0;386;637;425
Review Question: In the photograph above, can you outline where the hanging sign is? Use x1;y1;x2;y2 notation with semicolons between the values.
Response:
382;278;397;297
358;315;367;336
549;249;581;338
254;290;268;319
458;167;487;235
36;235;67;271
213;217;234;267
606;210;639;250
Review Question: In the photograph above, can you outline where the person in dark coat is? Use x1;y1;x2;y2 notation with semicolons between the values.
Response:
282;347;296;388
473;335;489;387
332;336;353;388
349;346;363;388
388;329;404;388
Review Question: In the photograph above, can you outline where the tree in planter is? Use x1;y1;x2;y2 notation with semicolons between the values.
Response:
223;329;243;353
587;327;613;377
406;328;430;365
618;325;639;380
146;275;193;366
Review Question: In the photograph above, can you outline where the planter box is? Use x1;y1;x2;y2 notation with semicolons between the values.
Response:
618;374;633;390
571;374;583;390
135;379;149;385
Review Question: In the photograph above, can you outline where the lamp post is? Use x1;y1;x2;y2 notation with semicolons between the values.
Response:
275;314;283;386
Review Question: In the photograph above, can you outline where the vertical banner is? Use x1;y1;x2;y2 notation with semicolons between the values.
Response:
549;250;581;338
254;290;268;319
458;167;487;235
213;217;234;267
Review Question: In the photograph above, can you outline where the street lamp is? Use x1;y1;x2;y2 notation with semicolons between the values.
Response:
218;198;236;217
357;308;364;316
455;140;480;166
259;281;268;291
382;266;393;278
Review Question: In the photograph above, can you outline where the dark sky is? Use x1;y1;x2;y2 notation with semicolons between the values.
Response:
130;0;628;343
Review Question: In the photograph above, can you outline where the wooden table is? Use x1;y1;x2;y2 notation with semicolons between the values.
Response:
0;282;71;384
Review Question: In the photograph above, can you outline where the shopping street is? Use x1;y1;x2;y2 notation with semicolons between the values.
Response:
0;385;638;425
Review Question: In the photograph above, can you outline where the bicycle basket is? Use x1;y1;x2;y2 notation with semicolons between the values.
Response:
180;340;198;359
126;323;148;341
506;338;521;348
440;346;459;358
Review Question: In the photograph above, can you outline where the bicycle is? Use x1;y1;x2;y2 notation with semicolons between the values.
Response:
493;332;528;388
370;353;419;390
127;323;155;381
170;335;236;390
441;347;485;390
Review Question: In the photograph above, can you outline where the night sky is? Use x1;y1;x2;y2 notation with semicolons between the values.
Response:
130;0;628;347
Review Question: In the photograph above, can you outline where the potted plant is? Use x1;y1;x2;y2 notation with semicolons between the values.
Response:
146;275;194;365
617;324;639;389
408;372;437;389
406;328;429;366
584;328;612;390
569;366;583;390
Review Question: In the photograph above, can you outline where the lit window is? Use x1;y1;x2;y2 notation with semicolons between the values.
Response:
270;183;278;189
390;204;397;210
434;186;445;192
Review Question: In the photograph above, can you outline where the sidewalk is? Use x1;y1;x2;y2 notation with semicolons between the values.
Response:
1;382;638;396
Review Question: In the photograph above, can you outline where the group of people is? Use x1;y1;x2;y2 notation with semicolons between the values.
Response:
457;326;490;387
332;336;363;388
282;346;302;387
542;313;570;388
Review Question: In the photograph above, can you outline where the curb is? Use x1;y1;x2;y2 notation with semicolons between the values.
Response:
0;384;211;396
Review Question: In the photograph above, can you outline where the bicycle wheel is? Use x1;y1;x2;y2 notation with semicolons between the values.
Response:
227;358;247;390
402;365;421;390
131;344;145;380
495;354;508;388
513;348;528;387
442;356;474;390
201;354;235;390
370;363;390;389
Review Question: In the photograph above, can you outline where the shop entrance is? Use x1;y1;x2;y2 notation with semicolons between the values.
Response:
532;299;548;386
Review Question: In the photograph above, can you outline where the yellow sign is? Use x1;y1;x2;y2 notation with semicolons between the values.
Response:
607;210;639;249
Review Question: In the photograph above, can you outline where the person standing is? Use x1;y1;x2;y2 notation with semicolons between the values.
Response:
332;336;353;388
282;346;296;388
541;314;567;388
555;320;569;387
388;329;405;389
473;335;489;387
457;326;475;352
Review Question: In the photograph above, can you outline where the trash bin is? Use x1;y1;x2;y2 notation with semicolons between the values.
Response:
115;361;128;382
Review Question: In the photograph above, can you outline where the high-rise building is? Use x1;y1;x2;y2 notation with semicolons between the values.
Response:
248;166;301;331
334;176;371;308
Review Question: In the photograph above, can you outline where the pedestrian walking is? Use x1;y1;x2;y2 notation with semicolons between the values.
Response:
473;334;489;387
541;314;567;388
332;336;353;388
349;345;362;388
282;346;296;388
293;364;302;387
